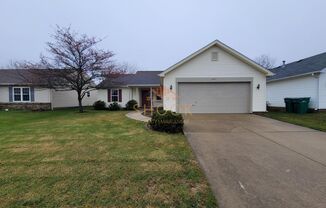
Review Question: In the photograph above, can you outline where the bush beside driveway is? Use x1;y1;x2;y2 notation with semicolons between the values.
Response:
0;109;216;207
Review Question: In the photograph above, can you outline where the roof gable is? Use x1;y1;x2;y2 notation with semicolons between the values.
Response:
159;40;273;77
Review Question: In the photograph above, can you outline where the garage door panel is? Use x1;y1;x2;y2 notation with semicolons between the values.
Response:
178;82;250;113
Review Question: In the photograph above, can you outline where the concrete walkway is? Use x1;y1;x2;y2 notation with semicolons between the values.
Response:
184;114;326;208
126;111;150;122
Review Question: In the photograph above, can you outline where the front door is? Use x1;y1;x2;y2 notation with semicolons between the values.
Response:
141;89;151;108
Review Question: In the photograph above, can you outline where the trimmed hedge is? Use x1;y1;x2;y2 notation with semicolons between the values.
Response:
108;102;121;111
93;100;106;110
148;110;184;133
125;100;138;110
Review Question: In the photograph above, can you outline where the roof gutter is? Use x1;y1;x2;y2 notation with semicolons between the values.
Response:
267;71;321;83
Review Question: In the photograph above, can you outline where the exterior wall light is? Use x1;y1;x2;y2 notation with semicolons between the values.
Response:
257;84;260;90
170;85;173;90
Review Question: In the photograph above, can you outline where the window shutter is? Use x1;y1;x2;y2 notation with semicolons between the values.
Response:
8;86;13;102
118;89;122;102
30;87;35;102
107;89;111;102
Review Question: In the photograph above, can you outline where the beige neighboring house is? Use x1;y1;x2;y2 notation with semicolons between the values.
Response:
0;69;97;110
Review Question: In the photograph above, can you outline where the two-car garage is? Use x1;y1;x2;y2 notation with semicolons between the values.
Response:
178;82;251;113
159;40;273;114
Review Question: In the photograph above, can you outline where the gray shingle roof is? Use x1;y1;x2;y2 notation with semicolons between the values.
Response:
0;69;46;86
97;71;162;88
268;52;326;82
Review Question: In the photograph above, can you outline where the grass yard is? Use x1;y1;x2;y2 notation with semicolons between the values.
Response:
0;109;216;208
261;111;326;132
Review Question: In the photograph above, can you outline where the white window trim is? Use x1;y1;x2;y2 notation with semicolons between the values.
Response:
13;87;31;102
111;88;120;102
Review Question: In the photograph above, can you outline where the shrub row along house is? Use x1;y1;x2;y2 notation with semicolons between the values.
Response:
0;40;275;113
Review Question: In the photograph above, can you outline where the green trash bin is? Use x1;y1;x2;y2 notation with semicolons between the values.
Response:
284;98;293;113
292;97;310;114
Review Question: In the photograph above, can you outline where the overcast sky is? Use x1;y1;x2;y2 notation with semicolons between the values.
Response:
1;0;326;70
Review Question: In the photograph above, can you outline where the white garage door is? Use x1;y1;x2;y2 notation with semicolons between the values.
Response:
178;82;251;113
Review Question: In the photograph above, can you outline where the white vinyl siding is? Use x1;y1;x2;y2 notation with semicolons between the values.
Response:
0;87;9;102
0;87;51;103
51;90;97;108
163;45;267;112
318;69;326;109
267;76;319;109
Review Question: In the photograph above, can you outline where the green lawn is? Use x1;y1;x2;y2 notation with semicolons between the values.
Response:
0;109;216;207
261;111;326;132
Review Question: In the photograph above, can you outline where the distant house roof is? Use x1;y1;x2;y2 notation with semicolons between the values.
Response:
268;52;326;82
0;69;47;86
97;71;163;88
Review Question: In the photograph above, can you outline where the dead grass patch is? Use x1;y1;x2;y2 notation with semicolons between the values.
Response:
148;149;168;160
140;161;183;172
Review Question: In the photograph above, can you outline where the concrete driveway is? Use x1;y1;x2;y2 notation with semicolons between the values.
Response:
184;114;326;208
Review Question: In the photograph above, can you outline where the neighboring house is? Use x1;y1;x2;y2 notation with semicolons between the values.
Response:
159;40;273;113
0;69;97;110
267;52;326;110
97;71;163;108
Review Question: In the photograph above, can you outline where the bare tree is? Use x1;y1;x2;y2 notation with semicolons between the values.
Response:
20;26;124;113
255;54;276;69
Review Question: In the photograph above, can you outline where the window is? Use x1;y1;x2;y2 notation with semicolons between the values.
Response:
22;88;30;101
14;88;21;101
111;89;119;102
13;87;30;102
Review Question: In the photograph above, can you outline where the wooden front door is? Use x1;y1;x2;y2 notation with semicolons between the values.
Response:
141;89;151;107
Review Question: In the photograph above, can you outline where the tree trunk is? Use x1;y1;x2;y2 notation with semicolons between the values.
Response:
78;98;84;113
77;93;84;113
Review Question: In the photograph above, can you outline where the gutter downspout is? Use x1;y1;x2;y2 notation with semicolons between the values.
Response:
315;68;326;110
150;87;153;112
316;75;320;110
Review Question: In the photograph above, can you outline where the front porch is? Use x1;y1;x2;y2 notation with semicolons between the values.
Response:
140;87;162;109
132;86;162;109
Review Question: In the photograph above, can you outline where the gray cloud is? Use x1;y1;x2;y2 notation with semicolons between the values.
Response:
1;0;326;69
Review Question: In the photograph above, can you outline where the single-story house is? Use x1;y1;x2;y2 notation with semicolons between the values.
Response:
0;69;97;110
97;71;163;108
267;52;326;110
1;40;273;113
99;40;273;113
